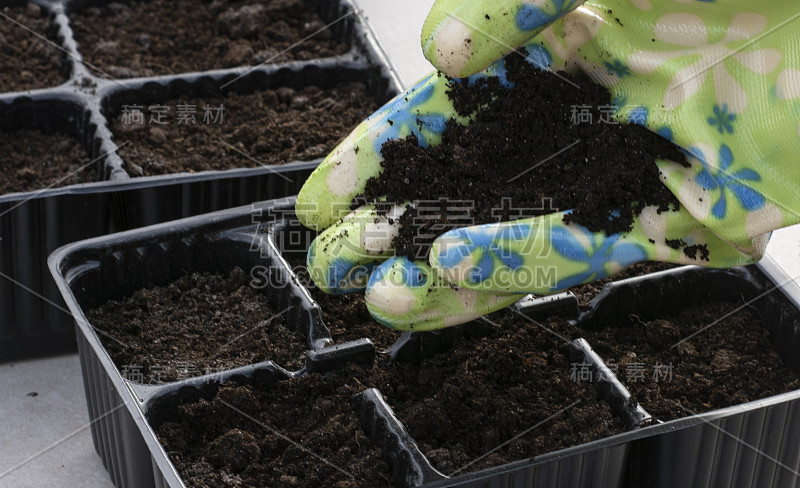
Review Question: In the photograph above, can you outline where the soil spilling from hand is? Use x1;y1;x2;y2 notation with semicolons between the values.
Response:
155;370;392;488
0;129;92;194
70;0;350;78
578;299;800;420
111;82;378;177
86;268;307;383
359;50;689;260
0;4;68;91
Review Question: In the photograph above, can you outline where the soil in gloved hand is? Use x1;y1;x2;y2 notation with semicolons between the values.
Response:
359;49;690;260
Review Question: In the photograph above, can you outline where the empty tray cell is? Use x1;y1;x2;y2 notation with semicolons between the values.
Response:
69;0;354;78
0;3;69;91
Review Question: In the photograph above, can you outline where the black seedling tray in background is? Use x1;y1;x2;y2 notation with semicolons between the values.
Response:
0;0;403;361
50;199;800;488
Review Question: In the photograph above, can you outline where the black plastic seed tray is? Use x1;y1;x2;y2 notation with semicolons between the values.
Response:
423;265;800;488
0;0;402;361
49;197;367;488
265;207;800;487
50;196;800;487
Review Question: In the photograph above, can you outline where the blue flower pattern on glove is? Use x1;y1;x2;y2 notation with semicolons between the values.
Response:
707;104;736;134
324;258;379;294
372;74;447;152
367;257;428;289
524;45;553;71
436;223;531;284
603;59;631;78
516;0;581;31
550;224;647;289
694;144;766;219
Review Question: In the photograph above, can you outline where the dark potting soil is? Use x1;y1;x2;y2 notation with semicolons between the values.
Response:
359;50;689;260
284;252;399;351
154;313;622;485
155;370;392;488
0;129;92;194
0;4;68;91
375;310;624;474
111;82;378;177
579;299;800;421
70;0;350;79
86;268;307;383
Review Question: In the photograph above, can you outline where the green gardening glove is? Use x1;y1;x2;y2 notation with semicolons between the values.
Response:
296;0;800;330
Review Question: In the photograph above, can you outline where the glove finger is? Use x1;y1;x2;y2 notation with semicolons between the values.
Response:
364;256;524;331
422;0;586;77
296;71;458;231
430;205;763;294
295;41;557;233
306;203;408;294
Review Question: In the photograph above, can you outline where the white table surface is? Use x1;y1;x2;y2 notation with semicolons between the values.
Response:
2;1;799;487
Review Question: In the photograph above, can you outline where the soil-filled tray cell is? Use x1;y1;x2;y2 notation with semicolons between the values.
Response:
0;95;111;361
378;311;626;475
580;298;800;421
0;3;69;91
108;80;378;177
58;209;325;385
70;0;352;79
149;367;392;488
86;267;307;384
267;218;400;351
0;128;93;193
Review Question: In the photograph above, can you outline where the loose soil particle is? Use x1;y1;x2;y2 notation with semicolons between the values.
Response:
156;370;392;488
0;4;68;91
579;300;800;421
359;50;689;260
70;0;351;79
0;129;92;194
86;268;307;383
111;82;378;177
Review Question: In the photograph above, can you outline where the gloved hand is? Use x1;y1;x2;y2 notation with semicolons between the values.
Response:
296;0;800;330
